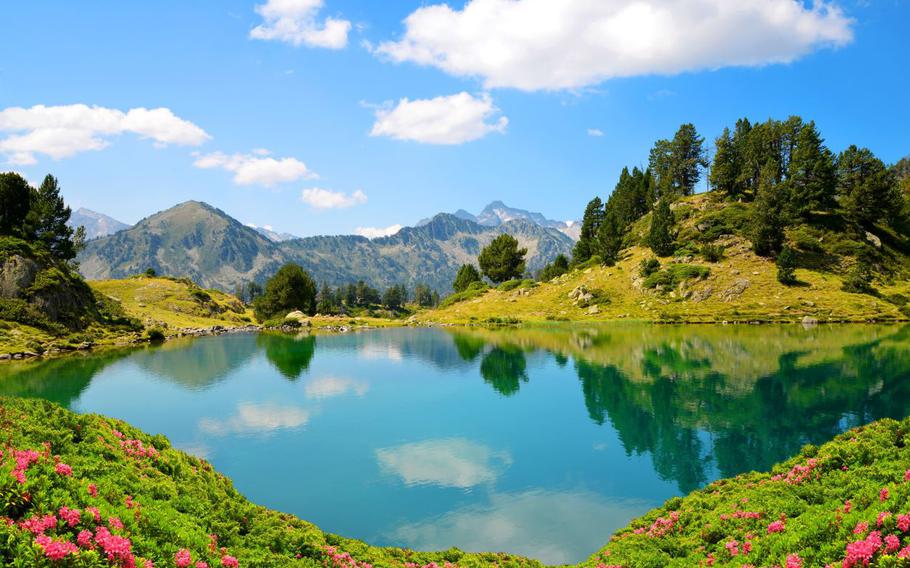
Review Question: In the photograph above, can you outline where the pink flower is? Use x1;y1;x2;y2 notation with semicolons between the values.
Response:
844;500;852;513
854;521;869;535
109;516;124;530
59;506;81;527
900;545;910;558
77;530;94;548
725;540;740;556
786;553;802;568
904;469;910;483
20;514;57;535
144;561;155;568
878;511;892;527
94;527;134;564
886;534;901;553
54;462;73;476
898;514;910;532
176;549;193;568
86;507;101;522
35;536;78;560
768;520;786;534
87;483;98;497
881;487;890;502
221;556;239;567
196;562;209;568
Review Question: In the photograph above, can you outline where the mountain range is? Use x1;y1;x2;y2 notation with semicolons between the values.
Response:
418;201;580;240
76;201;575;293
68;208;131;240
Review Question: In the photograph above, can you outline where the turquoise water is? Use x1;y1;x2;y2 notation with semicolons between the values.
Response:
2;324;909;564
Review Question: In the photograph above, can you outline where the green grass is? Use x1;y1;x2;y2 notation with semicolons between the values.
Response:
0;397;541;567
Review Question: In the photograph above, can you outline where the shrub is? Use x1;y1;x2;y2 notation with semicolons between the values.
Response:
639;258;661;278
145;327;166;342
643;264;710;290
700;244;725;263
791;227;824;253
440;282;490;308
497;279;533;292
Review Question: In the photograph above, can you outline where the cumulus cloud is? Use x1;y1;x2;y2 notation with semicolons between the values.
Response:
199;403;310;436
193;150;314;186
376;438;512;489
301;187;368;209
375;0;854;91
354;224;403;239
370;92;507;144
587;128;604;137
304;376;369;400
0;104;210;165
250;0;351;49
391;489;650;565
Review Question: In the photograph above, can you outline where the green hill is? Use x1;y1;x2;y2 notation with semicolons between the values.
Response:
420;195;910;324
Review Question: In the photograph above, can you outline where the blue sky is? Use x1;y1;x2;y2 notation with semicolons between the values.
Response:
1;0;907;238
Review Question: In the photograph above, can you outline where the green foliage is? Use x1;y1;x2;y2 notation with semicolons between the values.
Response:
643;264;710;290
538;254;569;282
595;209;623;265
253;263;317;321
700;244;725;263
842;256;875;295
838;145;902;227
776;245;797;285
497;279;533;292
648;198;675;257
478;234;527;284
787;120;837;218
27;175;81;261
144;268;157;277
649;123;707;198
440;281;489;308
0;172;32;237
751;163;786;257
146;327;166;342
381;283;407;310
572;197;604;264
452;263;482;292
412;283;436;307
639;258;661;278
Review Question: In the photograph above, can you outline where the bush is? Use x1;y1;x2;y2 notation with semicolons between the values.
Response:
700;244;725;263
639;258;661;278
145;327;166;342
497;279;533;292
440;281;489;307
643;264;710;290
791;227;824;253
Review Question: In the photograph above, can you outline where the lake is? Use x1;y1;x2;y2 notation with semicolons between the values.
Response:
2;324;909;564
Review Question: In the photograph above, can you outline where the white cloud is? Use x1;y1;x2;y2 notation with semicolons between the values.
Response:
587;128;604;137
199;402;310;436
355;224;403;239
370;92;507;145
193;150;314;186
301;187;368;209
304;376;369;400
376;438;512;489
391;489;651;565
375;0;853;91
0;104;209;164
250;0;351;49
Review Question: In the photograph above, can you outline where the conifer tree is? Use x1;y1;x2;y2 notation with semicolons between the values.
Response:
647;198;675;257
776;245;796;285
787;121;837;218
837;145;900;227
596;209;623;266
572;197;604;264
751;163;786;257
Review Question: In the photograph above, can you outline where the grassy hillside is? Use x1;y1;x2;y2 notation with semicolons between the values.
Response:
419;194;910;324
90;275;255;332
0;397;541;567
582;415;910;567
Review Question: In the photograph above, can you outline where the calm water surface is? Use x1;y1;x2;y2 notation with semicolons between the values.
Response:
2;324;910;564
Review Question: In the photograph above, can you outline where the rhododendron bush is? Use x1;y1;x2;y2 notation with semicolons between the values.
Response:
582;417;910;567
0;398;538;568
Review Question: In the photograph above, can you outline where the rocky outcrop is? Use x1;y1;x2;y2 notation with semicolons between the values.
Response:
0;255;39;299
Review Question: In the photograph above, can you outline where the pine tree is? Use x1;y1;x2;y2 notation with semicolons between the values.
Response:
670;123;707;196
0;173;33;237
776;245;796;285
648;139;674;199
710;127;741;197
787;121;837;218
478;234;527;283
453;264;482;292
837;145;900;227
596;209;623;265
253;263;317;320
647;198;675;257
751;163;786;257
572;197;604;264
